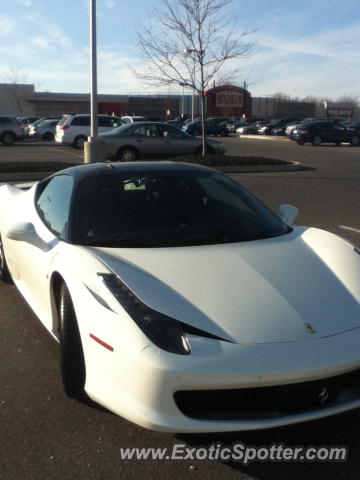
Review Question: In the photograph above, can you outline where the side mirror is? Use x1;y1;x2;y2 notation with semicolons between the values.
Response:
6;222;52;252
278;204;298;225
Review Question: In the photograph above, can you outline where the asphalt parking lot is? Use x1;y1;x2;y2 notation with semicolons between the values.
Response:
1;137;360;479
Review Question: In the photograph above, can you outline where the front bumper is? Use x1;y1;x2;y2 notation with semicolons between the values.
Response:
82;303;360;432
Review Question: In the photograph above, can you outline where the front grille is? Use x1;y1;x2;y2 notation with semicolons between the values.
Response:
174;369;360;420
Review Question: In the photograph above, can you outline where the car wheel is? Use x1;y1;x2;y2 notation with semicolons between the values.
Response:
192;130;200;137
0;234;12;283
334;141;341;146
312;136;322;146
194;146;202;155
43;132;54;141
116;147;138;162
350;135;360;146
1;132;16;146
58;283;86;399
297;140;305;145
73;136;87;149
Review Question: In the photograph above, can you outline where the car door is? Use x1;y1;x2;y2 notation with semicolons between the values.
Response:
330;123;348;143
317;122;333;142
157;125;198;156
130;124;164;157
7;175;74;328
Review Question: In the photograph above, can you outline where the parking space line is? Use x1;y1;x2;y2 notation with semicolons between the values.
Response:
339;225;360;234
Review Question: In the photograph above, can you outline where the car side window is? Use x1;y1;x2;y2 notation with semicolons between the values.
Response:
99;116;111;128
159;125;184;138
36;175;74;239
332;123;346;130
71;116;90;126
110;118;122;128
133;125;159;137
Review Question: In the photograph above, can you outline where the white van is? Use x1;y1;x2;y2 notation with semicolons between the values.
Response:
55;114;123;149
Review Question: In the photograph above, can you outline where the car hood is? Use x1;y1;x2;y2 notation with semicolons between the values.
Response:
89;227;360;345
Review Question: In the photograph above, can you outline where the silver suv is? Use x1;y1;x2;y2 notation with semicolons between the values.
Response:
0;116;25;145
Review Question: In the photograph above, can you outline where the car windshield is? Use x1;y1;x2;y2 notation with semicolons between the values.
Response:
73;170;290;248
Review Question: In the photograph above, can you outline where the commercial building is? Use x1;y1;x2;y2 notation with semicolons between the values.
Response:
0;82;358;121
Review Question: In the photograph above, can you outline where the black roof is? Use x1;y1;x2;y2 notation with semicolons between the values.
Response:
51;161;215;183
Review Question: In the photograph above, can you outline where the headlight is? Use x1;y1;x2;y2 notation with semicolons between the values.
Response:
98;273;191;355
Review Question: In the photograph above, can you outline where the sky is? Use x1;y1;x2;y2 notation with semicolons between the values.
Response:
0;0;359;100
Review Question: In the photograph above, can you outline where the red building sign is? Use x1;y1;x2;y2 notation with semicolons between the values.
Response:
215;90;243;108
206;85;251;117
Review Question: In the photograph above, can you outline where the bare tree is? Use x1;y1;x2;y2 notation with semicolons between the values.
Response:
3;67;31;117
135;0;254;156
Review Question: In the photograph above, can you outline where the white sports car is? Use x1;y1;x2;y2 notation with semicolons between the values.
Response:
1;161;360;433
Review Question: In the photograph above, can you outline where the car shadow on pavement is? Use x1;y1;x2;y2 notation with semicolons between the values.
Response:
177;409;359;479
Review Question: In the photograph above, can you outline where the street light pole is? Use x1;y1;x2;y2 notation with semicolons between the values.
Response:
90;0;98;140
84;0;106;164
183;48;196;121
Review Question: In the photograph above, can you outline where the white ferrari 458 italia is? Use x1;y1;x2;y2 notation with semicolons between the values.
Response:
1;161;360;433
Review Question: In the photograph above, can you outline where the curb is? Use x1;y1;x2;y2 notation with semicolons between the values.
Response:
0;161;305;182
216;161;304;173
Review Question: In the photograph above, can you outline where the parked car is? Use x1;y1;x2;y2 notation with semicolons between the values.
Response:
55;114;123;149
19;116;41;125
219;118;241;133
99;122;225;161
0;116;25;145
346;120;360;130
2;162;360;432
25;117;61;137
285;122;301;136
258;118;299;135
236;121;267;135
183;118;230;136
121;116;147;123
28;119;60;141
290;121;360;146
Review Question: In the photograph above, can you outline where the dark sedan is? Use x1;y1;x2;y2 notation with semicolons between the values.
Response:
183;118;230;137
290;121;360;146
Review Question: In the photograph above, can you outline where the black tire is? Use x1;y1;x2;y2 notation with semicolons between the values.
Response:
0;234;12;283
334;141;341;146
43;131;54;141
297;140;305;145
312;136;322;146
115;147;138;162
73;135;87;150
350;135;360;146
194;146;202;155
1;132;16;146
192;130;200;137
58;283;86;399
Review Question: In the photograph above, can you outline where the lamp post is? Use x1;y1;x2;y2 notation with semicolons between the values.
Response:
179;82;186;117
84;0;106;164
183;48;197;121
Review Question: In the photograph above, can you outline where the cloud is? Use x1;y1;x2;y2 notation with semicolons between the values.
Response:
31;36;49;48
104;0;116;8
245;20;360;97
0;15;16;37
